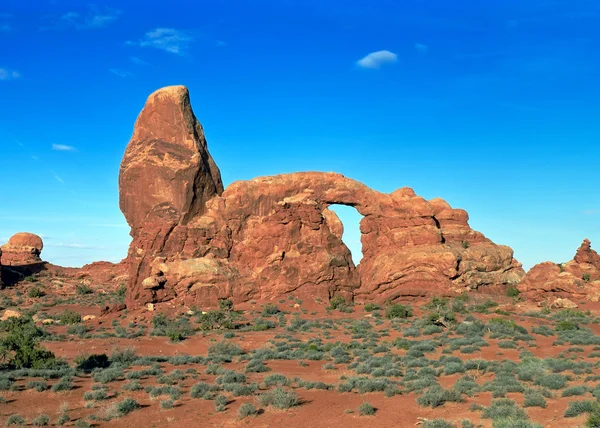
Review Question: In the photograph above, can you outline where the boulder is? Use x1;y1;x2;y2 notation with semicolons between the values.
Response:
1;309;21;320
0;233;43;266
518;239;600;300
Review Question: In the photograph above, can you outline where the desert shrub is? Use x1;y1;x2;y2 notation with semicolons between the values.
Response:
216;370;246;385
364;303;380;312
262;303;280;316
417;384;463;408
215;394;227;411
531;326;554;336
263;374;289;387
59;310;81;324
556;321;580;331
5;415;25;426
482;398;527;420
225;383;258;396
564;400;597;417
27;380;49;392
498;341;518;349
190;382;213;399
523;390;547;408
84;388;109;401
587;410;600;427
245;359;270;373
386;304;412;319
422;420;455;428
469;299;499;313
151;313;193;341
31;414;50;427
76;284;93;295
160;399;174;409
0;318;56;369
75;354;110;372
51;376;73;392
110;347;138;367
562;385;589;397
105;398;140;419
238;403;258;418
219;298;234;311
453;376;480;397
506;286;520;297
258;387;299;409
121;380;142;391
358;402;376;416
55;413;70;426
93;367;123;384
534;373;567;390
28;287;45;298
208;341;244;359
198;310;237;331
149;386;181;400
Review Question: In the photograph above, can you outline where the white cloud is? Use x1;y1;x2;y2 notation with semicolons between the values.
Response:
42;6;121;31
356;50;398;69
52;144;77;152
0;68;20;80
49;170;64;184
415;43;429;54
133;28;193;55
109;68;132;78
130;56;150;66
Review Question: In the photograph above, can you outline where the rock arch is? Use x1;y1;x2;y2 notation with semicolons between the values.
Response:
120;86;525;308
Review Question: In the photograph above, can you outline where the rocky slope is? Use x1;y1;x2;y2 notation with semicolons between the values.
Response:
120;86;525;308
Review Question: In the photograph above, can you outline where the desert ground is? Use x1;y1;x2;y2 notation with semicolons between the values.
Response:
2;268;600;428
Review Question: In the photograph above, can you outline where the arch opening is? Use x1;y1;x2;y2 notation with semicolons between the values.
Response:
328;204;364;265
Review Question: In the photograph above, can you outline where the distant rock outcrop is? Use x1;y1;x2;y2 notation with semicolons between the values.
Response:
120;85;525;308
0;233;44;266
518;239;600;300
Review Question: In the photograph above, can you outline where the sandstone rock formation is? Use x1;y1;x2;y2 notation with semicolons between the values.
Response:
0;233;44;266
518;239;600;300
121;86;525;308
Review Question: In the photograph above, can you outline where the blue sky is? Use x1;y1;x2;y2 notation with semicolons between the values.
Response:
0;0;598;269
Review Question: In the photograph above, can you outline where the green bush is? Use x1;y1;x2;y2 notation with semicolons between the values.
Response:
386;304;413;319
75;354;110;372
32;414;50;426
76;284;93;295
364;303;380;312
422;420;456;428
106;398;140;419
556;321;579;331
564;400;597;417
28;287;45;298
59;310;81;324
358;402;376;416
262;303;280;316
238;403;258;418
5;415;25;426
523;391;546;408
160;399;174;409
258;387;299;409
26;380;49;392
506;286;520;297
197;310;237;331
0;318;56;369
417;384;463;408
51;377;73;392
